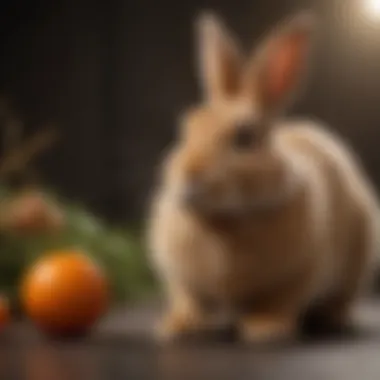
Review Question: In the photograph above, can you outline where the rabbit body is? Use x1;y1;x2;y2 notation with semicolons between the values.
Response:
147;13;380;342
149;119;379;341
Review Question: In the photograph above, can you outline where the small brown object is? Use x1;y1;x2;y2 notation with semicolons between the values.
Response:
0;190;65;235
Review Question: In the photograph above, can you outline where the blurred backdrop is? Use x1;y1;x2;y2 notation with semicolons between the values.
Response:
1;0;380;223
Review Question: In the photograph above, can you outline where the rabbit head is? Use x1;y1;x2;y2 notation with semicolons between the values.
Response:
165;11;317;216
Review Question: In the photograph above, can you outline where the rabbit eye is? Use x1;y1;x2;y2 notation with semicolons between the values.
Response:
231;124;257;150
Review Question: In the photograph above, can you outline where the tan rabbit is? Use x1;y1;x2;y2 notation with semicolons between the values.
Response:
147;11;380;343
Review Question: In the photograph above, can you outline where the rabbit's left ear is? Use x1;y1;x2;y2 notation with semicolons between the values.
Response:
245;12;316;112
196;12;243;103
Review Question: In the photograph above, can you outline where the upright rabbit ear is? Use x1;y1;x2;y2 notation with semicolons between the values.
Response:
245;11;316;112
196;12;243;103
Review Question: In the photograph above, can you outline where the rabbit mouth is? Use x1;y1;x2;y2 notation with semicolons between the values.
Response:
179;158;303;217
183;189;294;218
182;169;302;218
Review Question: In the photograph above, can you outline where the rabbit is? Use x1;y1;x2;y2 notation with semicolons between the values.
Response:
146;10;380;344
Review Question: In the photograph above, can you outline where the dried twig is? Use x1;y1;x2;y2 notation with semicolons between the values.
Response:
0;96;60;182
0;128;60;179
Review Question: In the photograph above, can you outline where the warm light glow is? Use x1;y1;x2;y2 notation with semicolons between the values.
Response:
365;0;380;18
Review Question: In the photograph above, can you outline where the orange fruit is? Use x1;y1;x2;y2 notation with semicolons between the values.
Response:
21;250;109;336
0;296;10;331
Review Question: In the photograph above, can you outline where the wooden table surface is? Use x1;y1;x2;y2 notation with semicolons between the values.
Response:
3;298;380;380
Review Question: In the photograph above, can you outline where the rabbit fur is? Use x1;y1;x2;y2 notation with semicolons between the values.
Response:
146;11;380;343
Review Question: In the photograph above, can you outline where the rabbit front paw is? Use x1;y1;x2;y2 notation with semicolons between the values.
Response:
155;310;207;343
239;314;296;344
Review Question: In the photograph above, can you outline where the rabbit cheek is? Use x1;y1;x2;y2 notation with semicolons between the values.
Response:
207;179;241;213
183;177;233;214
237;155;288;210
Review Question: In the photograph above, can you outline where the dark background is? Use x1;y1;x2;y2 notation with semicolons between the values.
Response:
0;0;379;222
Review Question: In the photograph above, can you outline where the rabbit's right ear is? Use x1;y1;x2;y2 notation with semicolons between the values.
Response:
196;12;243;103
245;11;316;113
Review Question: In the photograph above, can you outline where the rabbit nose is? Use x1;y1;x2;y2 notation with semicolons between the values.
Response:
182;179;203;205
